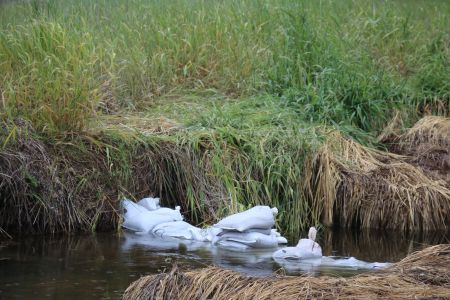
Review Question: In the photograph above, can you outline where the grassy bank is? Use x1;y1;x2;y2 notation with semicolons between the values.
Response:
0;0;449;236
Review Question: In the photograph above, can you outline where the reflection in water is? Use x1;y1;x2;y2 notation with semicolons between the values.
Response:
0;229;448;299
320;228;449;262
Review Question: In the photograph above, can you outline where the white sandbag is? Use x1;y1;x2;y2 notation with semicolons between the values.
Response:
217;228;272;235
269;229;288;244
271;229;281;237
137;197;160;211
272;239;322;260
122;199;182;233
152;221;206;241
272;256;322;273
213;231;279;249
151;206;182;219
296;238;319;250
272;226;321;259
273;255;391;273
276;236;288;244
123;199;148;214
320;257;391;269
215;240;251;250
213;206;278;232
200;227;223;242
296;238;322;256
308;227;317;241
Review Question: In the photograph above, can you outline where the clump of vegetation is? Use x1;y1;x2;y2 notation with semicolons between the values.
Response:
0;20;101;132
0;0;448;236
305;126;450;232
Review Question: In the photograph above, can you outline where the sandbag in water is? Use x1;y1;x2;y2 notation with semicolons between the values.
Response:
272;239;322;260
272;227;322;260
271;229;288;244
122;199;182;233
151;206;182;218
320;257;391;269
213;231;280;249
152;221;207;241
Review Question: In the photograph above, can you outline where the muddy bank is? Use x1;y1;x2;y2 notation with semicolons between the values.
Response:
122;244;450;300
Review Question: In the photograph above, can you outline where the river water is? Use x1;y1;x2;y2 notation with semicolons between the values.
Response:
0;229;448;299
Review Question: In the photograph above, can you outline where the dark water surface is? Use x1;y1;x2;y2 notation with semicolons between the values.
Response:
0;229;448;300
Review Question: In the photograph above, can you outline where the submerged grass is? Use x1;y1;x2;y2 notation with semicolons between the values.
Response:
0;0;449;235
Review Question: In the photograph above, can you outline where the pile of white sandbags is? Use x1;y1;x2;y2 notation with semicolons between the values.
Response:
121;199;287;248
122;197;214;242
212;206;287;249
152;220;206;241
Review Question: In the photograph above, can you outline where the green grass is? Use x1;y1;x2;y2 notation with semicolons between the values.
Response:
0;0;448;235
1;0;448;131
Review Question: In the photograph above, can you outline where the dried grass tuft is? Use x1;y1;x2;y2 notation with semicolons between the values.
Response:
123;244;450;300
398;116;450;150
304;118;450;231
391;116;450;185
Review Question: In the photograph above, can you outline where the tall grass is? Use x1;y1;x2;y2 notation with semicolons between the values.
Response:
0;20;101;131
1;0;448;131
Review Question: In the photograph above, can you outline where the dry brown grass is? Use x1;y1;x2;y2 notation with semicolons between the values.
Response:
380;116;450;173
122;244;450;300
398;116;450;149
97;114;183;135
390;116;450;185
304;116;450;231
0;120;120;233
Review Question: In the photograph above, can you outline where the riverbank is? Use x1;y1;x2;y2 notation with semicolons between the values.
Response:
1;114;449;237
123;244;450;299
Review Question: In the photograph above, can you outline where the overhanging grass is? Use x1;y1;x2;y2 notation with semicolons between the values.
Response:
0;97;329;236
1;100;449;236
